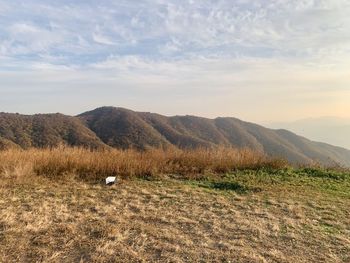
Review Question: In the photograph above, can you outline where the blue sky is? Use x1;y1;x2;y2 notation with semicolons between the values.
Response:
0;0;350;122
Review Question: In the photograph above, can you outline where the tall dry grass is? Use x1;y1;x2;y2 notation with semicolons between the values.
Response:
0;146;288;181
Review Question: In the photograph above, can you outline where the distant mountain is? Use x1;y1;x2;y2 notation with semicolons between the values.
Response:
1;107;350;167
79;107;350;167
267;117;350;150
0;113;106;149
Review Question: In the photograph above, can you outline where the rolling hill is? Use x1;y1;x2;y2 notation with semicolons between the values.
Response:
0;112;106;149
1;107;350;167
267;117;350;150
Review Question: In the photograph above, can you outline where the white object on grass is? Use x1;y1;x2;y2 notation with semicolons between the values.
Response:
105;176;116;185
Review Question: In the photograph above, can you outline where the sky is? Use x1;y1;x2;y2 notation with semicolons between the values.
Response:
0;0;350;122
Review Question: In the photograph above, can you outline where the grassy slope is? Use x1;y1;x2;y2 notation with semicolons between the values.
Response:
0;169;349;262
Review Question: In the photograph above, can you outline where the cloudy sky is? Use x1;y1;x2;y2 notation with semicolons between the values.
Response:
0;0;349;122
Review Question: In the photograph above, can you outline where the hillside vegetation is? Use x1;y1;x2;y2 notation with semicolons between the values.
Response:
1;107;350;167
0;113;105;149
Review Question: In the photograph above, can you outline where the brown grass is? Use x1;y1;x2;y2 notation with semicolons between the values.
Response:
0;176;349;262
0;146;288;181
0;148;349;262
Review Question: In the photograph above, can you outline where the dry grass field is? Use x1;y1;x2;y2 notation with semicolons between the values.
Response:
0;147;287;180
0;148;349;262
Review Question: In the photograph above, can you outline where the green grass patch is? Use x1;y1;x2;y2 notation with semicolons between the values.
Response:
318;222;342;235
135;167;350;198
185;179;254;194
196;180;250;193
295;168;350;180
216;167;350;198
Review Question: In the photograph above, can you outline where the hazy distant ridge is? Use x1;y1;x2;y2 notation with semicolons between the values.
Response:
267;117;350;150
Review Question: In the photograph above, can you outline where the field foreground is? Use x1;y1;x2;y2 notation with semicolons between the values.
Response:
1;167;350;262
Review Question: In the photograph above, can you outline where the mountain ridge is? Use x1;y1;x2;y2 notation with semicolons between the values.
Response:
267;117;350;149
1;106;350;167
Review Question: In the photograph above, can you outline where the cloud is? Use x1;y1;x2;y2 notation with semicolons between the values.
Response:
1;54;349;120
0;0;350;121
1;0;349;62
92;33;115;46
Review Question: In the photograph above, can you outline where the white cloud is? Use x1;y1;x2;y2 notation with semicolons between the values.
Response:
0;0;350;121
0;0;349;62
92;33;115;46
1;54;349;121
